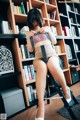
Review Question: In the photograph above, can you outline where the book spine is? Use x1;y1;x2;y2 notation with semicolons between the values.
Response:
30;65;35;79
20;45;26;59
24;66;29;81
20;2;26;14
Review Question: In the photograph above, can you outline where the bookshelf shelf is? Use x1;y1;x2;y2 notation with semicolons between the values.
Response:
31;0;44;7
68;10;76;14
63;68;69;72
70;23;77;26
76;51;80;53
0;71;21;79
56;36;72;40
46;4;57;11
22;58;34;62
0;34;26;39
58;53;66;56
68;59;77;62
14;13;27;23
26;79;35;85
49;19;60;25
59;14;68;18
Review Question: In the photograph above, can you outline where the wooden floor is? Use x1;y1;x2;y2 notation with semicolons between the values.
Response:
9;82;80;120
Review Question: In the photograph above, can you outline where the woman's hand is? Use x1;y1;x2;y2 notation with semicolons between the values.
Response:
27;30;36;39
39;27;46;34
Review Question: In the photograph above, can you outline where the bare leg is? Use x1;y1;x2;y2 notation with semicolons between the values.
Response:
33;59;47;118
47;56;70;99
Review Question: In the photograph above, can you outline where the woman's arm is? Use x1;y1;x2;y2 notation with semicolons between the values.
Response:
44;26;57;45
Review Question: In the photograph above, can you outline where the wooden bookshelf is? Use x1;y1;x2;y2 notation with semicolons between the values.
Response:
57;0;80;84
0;0;80;117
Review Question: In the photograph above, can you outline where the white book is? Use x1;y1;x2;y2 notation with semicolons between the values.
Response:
1;21;10;34
66;4;71;11
15;25;19;33
20;45;26;59
50;26;57;36
26;86;32;102
78;28;80;36
24;66;29;81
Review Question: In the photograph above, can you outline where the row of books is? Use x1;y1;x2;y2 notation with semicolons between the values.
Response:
26;85;37;102
12;1;30;14
20;44;34;59
23;64;36;81
1;21;80;38
62;26;71;36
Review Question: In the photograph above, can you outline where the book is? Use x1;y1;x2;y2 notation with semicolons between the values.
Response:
24;66;29;81
27;65;32;80
59;57;64;69
62;26;71;36
66;4;71;11
65;44;73;60
20;2;26;14
24;1;30;14
50;26;57;36
74;42;79;51
71;26;76;36
1;21;12;34
26;86;32;102
25;45;30;58
20;45;26;59
54;45;61;54
30;64;35;79
78;28;80;36
50;10;56;20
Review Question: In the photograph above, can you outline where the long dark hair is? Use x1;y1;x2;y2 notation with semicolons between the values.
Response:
27;8;43;30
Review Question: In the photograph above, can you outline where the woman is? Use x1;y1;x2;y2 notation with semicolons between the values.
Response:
26;8;71;120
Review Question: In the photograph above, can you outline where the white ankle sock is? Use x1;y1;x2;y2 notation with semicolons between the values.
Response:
66;97;71;103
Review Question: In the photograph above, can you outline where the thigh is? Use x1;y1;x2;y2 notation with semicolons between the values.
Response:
47;56;60;73
33;59;47;74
